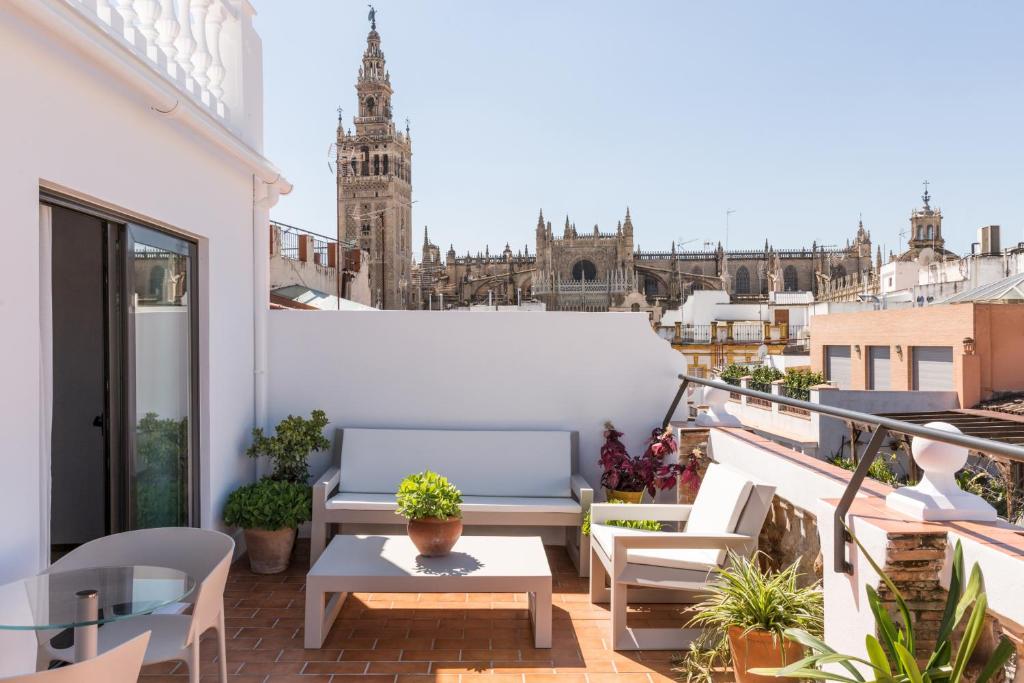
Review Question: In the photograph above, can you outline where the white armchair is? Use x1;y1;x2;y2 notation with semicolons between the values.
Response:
588;463;775;650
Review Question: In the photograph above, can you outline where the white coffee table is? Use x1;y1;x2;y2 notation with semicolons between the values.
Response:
305;534;552;648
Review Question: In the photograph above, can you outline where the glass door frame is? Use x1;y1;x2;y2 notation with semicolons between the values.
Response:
42;191;202;533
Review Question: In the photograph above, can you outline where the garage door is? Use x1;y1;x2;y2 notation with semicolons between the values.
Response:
868;346;891;390
825;345;852;389
912;346;954;391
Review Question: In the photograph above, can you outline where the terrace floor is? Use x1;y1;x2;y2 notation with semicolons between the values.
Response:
138;540;715;682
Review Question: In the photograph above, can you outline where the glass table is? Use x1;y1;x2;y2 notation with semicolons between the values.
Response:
0;565;195;662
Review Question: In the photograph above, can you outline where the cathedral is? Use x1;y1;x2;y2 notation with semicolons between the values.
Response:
336;12;876;311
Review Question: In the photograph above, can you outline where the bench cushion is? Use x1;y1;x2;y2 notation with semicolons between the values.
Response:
337;428;572;498
327;492;582;515
590;524;718;573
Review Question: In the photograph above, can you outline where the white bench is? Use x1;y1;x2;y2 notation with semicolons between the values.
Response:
311;428;594;575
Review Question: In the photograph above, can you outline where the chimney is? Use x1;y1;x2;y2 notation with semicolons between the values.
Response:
978;225;1001;255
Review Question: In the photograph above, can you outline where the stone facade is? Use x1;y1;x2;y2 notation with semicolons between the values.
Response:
414;208;874;310
336;18;413;310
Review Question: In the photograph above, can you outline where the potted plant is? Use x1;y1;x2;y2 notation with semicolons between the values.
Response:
599;422;686;503
396;470;464;556
753;536;1015;683
223;479;312;573
689;552;822;683
224;410;330;573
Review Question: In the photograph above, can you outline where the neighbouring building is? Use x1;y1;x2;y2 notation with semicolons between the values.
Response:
810;303;1024;407
269;221;372;309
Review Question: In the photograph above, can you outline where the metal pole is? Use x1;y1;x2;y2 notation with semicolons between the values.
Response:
833;425;888;574
74;589;99;661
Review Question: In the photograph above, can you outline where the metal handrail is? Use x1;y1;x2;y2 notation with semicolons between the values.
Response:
663;373;1024;575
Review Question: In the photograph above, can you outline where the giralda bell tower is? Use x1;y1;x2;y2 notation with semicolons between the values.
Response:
336;6;413;309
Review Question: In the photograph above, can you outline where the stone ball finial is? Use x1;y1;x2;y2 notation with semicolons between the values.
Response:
886;420;997;522
695;387;741;427
912;421;968;481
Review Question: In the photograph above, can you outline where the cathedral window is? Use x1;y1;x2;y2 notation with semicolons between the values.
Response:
644;276;659;296
366;96;376;115
361;221;371;236
360;146;370;176
735;266;750;294
784;265;798;291
571;259;597;281
373;155;380;175
383;154;389;175
926;225;934;240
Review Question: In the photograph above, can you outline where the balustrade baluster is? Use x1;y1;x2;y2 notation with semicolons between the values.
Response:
190;0;213;89
205;1;226;99
134;0;159;44
174;0;197;80
115;0;138;37
154;0;179;63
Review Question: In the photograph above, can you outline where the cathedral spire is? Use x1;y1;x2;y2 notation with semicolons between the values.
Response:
423;225;430;247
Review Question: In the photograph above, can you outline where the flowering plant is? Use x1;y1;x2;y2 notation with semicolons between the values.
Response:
599;422;686;495
679;446;704;494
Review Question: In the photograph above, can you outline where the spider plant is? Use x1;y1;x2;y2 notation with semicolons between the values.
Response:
689;551;824;641
752;535;1016;682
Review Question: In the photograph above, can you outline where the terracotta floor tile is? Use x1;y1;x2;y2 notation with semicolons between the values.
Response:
201;541;721;683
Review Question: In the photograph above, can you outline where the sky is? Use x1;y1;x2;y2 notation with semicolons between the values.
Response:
259;1;1024;259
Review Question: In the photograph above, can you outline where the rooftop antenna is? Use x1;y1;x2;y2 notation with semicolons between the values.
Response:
725;209;736;250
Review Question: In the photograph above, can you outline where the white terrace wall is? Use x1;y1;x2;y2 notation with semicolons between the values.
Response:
0;3;278;583
266;311;687;495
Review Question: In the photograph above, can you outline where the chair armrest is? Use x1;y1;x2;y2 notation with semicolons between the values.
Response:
312;466;340;509
571;474;593;502
591;502;692;524
609;530;751;551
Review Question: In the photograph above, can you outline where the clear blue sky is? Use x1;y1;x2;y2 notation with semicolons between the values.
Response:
259;1;1023;258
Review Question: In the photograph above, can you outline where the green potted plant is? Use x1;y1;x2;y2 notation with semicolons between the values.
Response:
395;470;463;556
689;552;823;683
752;537;1015;683
224;479;312;573
224;410;329;573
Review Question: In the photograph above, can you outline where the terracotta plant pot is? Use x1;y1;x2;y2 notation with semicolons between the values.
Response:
244;527;297;574
727;626;805;683
605;488;644;504
407;517;463;556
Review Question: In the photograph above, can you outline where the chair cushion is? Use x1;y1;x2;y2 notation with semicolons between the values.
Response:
327;492;581;515
686;463;754;566
337;428;572;497
590;524;718;573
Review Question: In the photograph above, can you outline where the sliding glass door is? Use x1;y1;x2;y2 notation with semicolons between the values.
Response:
47;199;199;559
125;224;198;529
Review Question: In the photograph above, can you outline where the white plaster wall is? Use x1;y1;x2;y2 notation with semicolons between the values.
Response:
265;311;687;493
681;291;729;324
269;254;341;298
0;7;266;583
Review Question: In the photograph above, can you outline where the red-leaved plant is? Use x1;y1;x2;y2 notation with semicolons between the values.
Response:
599;422;686;495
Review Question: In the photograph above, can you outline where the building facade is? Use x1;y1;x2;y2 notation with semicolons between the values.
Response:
336;15;413;310
413;208;874;310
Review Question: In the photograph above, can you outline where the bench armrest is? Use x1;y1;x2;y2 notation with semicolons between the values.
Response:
591;502;692;524
570;474;593;502
312;466;340;509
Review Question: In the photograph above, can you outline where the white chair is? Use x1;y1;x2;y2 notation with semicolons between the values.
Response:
6;632;148;682
588;463;775;651
39;528;234;683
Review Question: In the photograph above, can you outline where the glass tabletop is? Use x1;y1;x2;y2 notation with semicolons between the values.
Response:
0;565;195;630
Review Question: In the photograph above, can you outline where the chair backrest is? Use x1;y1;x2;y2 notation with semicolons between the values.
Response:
335;428;573;497
49;528;234;644
1;632;149;682
686;463;765;567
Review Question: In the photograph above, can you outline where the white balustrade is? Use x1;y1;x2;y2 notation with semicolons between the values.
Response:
60;0;250;134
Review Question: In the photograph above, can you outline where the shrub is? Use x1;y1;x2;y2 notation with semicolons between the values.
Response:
246;410;330;484
749;365;784;388
223;478;312;530
718;364;747;386
782;367;825;401
395;471;463;521
581;499;663;536
829;451;905;488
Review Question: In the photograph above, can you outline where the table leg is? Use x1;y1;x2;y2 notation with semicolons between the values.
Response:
73;589;98;661
529;583;552;649
304;580;348;649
